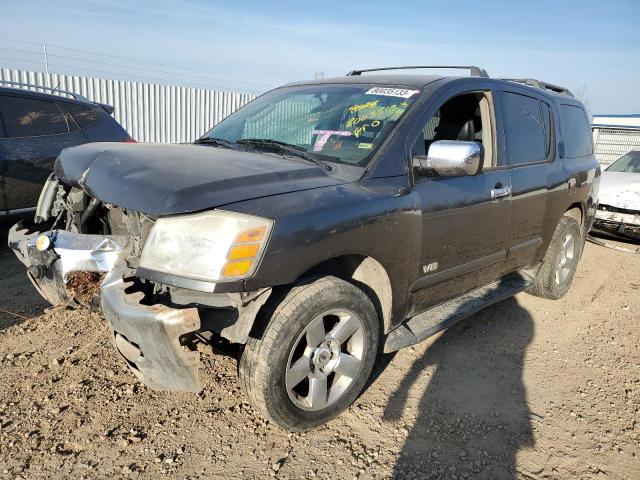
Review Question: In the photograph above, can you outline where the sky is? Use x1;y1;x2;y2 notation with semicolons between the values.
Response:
1;0;639;114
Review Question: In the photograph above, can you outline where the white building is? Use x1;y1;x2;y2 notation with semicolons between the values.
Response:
592;114;640;167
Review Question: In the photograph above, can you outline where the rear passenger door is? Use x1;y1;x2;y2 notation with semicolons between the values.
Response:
0;94;87;210
498;89;564;271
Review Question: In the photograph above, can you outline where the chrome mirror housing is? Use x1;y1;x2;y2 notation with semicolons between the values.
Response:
415;140;484;177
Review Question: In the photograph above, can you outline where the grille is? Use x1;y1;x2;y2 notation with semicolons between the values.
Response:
107;208;130;236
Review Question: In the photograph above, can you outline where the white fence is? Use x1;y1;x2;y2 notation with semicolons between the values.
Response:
0;67;257;143
592;127;640;167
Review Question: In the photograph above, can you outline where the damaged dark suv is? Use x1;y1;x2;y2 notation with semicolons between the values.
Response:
9;66;599;431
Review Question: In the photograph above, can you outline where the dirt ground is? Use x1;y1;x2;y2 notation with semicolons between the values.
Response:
0;222;638;480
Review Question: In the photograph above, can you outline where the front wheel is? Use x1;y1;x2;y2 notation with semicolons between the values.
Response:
239;276;379;431
526;214;583;299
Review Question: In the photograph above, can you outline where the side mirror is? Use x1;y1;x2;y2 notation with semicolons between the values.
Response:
414;140;484;178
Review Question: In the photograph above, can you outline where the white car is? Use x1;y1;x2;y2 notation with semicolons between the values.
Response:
592;149;640;239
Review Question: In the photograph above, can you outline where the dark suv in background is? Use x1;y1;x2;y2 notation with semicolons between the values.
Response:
0;81;132;216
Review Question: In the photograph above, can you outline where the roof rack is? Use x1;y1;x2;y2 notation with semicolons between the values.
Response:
0;80;90;102
501;78;574;97
346;65;489;78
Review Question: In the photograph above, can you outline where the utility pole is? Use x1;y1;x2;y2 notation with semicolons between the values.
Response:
43;43;49;74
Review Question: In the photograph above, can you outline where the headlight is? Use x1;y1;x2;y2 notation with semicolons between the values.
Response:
138;210;273;282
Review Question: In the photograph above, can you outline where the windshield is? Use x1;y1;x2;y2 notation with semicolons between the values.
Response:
201;84;421;166
607;150;640;173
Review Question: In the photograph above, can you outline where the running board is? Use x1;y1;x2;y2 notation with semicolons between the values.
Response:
384;272;530;353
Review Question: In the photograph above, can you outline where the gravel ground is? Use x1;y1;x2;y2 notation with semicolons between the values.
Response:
0;224;638;480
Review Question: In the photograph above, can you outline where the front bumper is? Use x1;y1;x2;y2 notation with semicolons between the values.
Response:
8;224;203;392
592;209;640;239
101;267;202;391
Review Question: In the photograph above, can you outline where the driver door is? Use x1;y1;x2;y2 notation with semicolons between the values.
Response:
407;85;511;316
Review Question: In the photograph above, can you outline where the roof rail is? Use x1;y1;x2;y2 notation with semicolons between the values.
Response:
501;78;574;97
346;65;489;78
0;80;90;102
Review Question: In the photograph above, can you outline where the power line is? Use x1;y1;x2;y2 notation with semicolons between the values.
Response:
0;36;287;84
0;55;261;93
0;46;276;89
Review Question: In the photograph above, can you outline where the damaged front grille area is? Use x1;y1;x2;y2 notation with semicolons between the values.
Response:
598;204;639;215
18;175;275;391
39;177;155;268
107;207;131;236
66;271;105;307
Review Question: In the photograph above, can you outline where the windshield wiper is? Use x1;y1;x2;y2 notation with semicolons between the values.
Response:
193;137;241;150
237;138;332;171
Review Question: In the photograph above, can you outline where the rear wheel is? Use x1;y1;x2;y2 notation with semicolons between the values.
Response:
239;276;379;431
526;214;583;299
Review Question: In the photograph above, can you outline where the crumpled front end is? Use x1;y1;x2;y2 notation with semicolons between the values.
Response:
9;224;129;306
592;172;640;239
592;206;640;239
9;173;272;393
8;223;205;392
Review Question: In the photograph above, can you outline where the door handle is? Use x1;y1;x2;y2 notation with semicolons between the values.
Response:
491;186;511;200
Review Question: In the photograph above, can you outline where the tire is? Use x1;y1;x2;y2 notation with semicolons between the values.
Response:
239;276;379;431
526;214;583;299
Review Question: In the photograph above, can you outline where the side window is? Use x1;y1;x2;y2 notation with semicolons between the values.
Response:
560;105;593;159
0;96;70;138
412;91;495;177
502;92;547;165
540;102;554;158
63;102;102;130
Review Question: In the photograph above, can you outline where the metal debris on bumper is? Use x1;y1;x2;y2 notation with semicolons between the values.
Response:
8;222;129;305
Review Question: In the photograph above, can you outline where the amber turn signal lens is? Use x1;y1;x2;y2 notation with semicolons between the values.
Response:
235;226;266;243
222;260;253;277
227;243;260;260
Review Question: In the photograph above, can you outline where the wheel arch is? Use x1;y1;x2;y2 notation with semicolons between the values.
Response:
299;254;394;334
564;202;584;226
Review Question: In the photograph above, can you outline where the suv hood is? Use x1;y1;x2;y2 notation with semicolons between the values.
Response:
599;171;640;211
55;142;349;216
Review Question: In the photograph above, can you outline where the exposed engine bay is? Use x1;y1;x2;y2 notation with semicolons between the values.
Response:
8;175;271;392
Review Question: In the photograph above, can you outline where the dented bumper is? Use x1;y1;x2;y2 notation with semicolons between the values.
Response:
8;223;203;392
593;209;640;239
101;267;202;391
8;223;129;306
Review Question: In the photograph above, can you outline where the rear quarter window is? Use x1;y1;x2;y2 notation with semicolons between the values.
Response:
0;95;71;138
63;102;103;129
560;105;593;159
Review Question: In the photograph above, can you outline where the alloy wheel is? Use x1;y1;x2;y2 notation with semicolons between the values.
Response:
285;309;365;411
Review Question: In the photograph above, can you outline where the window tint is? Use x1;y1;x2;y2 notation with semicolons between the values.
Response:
560;105;593;159
502;92;547;164
63;102;103;129
0;96;70;138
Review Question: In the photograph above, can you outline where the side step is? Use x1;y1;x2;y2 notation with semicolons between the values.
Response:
384;272;530;353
